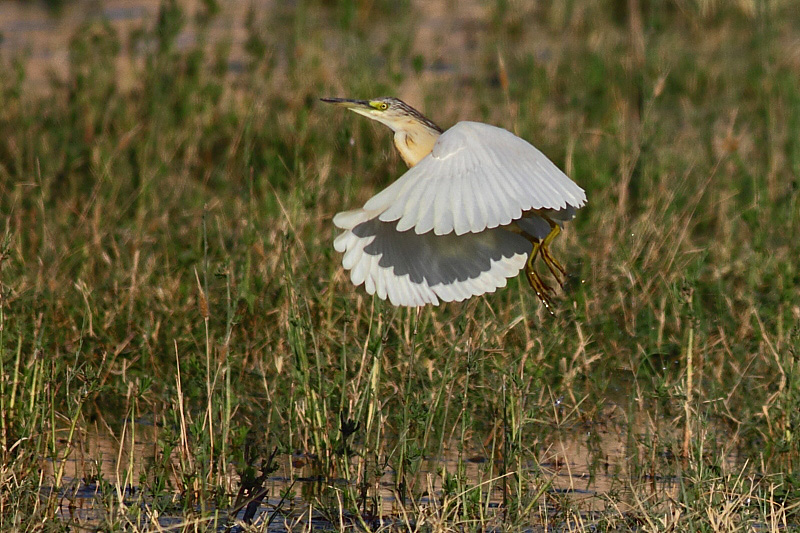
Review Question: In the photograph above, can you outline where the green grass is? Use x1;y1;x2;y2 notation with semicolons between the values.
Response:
1;0;800;530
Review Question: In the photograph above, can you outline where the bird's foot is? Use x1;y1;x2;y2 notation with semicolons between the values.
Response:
541;245;567;288
525;242;557;312
524;221;571;311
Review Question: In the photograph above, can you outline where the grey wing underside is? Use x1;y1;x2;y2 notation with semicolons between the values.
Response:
333;210;532;307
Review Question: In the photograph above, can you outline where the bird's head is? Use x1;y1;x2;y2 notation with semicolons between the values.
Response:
320;96;442;134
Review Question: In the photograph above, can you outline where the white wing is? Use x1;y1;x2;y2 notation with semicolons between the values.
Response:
362;121;586;236
333;209;531;307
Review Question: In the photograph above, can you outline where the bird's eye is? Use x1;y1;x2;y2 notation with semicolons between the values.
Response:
378;102;389;110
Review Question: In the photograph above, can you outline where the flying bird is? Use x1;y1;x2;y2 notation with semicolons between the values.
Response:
322;96;586;308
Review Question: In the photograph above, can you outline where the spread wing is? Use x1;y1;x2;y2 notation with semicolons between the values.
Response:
333;209;531;307
361;121;586;236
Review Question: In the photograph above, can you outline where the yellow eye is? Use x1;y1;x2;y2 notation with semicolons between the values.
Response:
369;100;390;111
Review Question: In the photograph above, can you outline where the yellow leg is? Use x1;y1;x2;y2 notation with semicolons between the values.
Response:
540;223;566;287
524;240;556;310
522;218;568;310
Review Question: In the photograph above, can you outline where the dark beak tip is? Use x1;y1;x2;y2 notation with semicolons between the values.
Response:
320;97;369;107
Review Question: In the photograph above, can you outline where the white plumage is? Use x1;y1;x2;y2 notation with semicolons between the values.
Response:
334;207;531;306
364;122;585;236
321;96;587;308
331;121;585;307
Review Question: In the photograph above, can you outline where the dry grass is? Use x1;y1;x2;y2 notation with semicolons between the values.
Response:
0;0;799;530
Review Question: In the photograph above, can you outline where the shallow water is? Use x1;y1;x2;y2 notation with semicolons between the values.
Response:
0;0;263;92
0;0;491;100
43;417;665;530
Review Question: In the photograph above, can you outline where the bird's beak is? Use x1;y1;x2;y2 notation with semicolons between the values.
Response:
321;98;379;120
320;97;371;110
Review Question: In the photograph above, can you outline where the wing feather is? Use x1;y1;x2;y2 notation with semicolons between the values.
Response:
370;122;584;235
434;180;454;236
451;174;469;235
332;214;531;306
364;267;376;295
464;168;482;233
528;158;562;205
413;177;438;234
342;243;363;270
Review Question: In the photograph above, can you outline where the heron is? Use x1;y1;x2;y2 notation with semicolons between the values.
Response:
322;96;586;309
